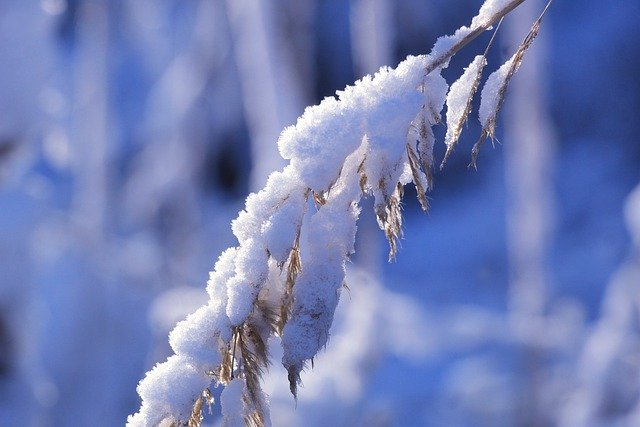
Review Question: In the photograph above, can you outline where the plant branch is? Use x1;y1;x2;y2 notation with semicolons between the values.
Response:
425;0;527;75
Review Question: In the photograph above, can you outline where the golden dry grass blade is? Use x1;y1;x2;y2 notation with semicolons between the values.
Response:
277;231;301;335
187;396;204;427
406;143;430;211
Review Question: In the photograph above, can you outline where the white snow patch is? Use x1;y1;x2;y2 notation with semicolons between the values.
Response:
127;355;210;427
479;54;515;128
445;55;486;147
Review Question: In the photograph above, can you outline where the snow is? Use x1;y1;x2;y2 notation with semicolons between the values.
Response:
168;303;229;371
220;379;248;427
236;238;269;283
472;0;516;28
277;96;362;192
281;145;365;377
128;355;211;427
207;248;238;301
226;238;269;325
424;71;450;124
231;166;302;244
277;54;428;192
3;0;639;426
431;27;474;63
445;55;486;148
224;167;308;326
225;275;257;327
130;1;634;425
260;190;306;264
479;55;515;128
130;1;517;423
430;0;517;65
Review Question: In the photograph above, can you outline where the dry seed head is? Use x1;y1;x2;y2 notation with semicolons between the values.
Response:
406;143;430;211
277;231;301;335
417;116;435;189
441;57;487;169
129;3;553;426
237;321;270;427
441;18;501;170
471;0;552;168
187;396;204;427
376;181;404;261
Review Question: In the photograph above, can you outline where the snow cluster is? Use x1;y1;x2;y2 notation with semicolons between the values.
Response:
277;55;427;192
129;1;523;425
129;51;435;425
130;52;441;426
479;54;515;128
129;355;211;426
281;144;365;374
445;55;486;148
431;27;474;64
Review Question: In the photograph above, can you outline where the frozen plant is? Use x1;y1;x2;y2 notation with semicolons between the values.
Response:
129;0;553;425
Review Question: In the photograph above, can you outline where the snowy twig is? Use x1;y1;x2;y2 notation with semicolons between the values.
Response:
424;0;526;76
128;1;552;426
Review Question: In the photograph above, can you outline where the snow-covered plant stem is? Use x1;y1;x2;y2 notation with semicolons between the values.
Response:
129;1;552;425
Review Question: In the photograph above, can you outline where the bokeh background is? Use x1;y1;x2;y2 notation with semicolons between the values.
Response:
1;0;639;426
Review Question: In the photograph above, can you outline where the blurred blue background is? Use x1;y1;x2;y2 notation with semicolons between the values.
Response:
1;0;639;426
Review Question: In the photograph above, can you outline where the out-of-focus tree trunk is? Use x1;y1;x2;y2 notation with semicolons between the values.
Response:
71;1;110;240
45;1;114;424
559;185;640;426
350;0;394;77
225;0;307;191
504;0;555;331
503;1;556;425
123;0;225;288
